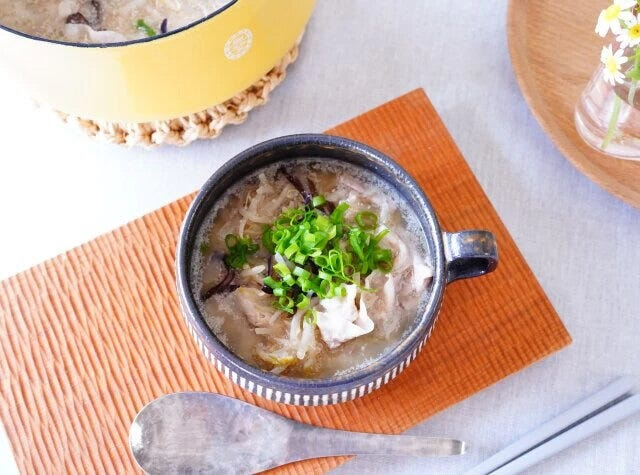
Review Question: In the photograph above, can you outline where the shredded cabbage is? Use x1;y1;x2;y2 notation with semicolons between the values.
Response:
316;285;374;349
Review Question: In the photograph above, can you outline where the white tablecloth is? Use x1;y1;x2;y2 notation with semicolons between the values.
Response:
0;1;638;473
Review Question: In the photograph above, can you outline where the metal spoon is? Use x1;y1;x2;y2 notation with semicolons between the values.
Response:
129;392;465;474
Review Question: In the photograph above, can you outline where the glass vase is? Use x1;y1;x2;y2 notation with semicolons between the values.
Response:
575;64;640;161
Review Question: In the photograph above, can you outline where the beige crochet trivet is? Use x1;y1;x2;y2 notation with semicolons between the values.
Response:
58;41;300;147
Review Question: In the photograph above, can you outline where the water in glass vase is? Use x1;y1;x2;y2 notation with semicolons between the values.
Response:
575;65;640;161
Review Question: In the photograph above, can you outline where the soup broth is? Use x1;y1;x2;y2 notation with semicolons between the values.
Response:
0;0;233;43
191;160;433;379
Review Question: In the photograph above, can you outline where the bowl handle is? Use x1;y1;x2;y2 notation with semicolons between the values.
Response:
443;230;498;284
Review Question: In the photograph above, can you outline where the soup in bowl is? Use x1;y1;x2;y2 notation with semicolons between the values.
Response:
176;134;498;405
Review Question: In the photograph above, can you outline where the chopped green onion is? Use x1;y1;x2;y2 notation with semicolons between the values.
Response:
261;198;393;315
225;234;238;248
330;202;350;223
356;211;378;230
314;255;329;268
263;276;278;289
223;234;258;269
348;230;366;261
199;241;210;254
315;215;331;231
373;228;390;244
285;209;304;225
312;195;326;208
304;309;318;325
297;294;310;309
372;248;392;263
293;266;311;279
299;278;315;293
318;279;332;296
273;262;291;276
136;19;157;37
262;226;275;253
277;295;295;313
378;260;393;272
284;242;299;259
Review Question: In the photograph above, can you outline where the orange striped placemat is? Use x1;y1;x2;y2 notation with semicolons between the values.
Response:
0;89;571;474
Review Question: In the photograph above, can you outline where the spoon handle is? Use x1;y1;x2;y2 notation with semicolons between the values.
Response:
293;426;465;458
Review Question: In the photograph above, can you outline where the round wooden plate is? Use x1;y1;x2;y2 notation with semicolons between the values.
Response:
508;0;640;209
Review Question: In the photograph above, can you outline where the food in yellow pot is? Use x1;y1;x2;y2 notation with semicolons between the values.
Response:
0;0;235;43
0;0;315;123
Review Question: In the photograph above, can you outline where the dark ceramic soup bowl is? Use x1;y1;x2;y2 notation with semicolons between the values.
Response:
176;134;498;406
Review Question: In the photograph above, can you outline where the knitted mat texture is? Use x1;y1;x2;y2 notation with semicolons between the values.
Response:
58;41;300;147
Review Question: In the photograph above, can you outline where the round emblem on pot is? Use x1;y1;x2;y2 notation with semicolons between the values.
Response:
224;28;254;60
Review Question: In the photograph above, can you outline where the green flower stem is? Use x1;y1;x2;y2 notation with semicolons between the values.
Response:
602;93;622;150
629;49;640;105
628;79;638;105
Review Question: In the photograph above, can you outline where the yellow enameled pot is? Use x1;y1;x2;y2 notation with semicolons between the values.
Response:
0;0;315;122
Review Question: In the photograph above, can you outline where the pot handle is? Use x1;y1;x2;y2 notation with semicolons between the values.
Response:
443;230;498;284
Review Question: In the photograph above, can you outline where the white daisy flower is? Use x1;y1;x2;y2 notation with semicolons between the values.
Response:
616;14;640;47
595;0;636;37
601;45;629;85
